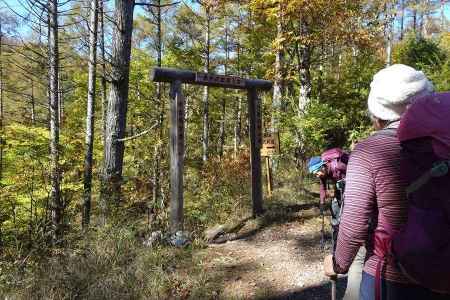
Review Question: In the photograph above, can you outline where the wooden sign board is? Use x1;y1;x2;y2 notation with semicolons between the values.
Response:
261;147;276;157
263;137;276;148
195;72;245;88
260;133;281;157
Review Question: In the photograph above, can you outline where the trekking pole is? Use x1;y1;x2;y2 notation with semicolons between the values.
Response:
330;274;337;300
320;201;325;250
330;192;341;300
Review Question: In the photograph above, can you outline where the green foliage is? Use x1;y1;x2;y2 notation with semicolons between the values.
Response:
393;34;447;69
279;49;382;158
296;100;346;153
184;152;252;230
392;34;450;92
1;123;83;254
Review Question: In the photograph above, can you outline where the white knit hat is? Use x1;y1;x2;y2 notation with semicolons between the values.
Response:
368;64;434;121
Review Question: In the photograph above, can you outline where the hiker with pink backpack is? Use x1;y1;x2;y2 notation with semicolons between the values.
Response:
323;64;450;299
309;150;367;300
308;148;348;250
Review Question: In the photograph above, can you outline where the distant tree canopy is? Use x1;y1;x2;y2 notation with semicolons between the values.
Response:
394;34;447;69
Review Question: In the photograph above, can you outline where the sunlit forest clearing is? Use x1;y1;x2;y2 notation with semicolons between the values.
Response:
1;0;450;299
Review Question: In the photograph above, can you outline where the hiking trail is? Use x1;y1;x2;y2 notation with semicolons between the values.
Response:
196;186;348;300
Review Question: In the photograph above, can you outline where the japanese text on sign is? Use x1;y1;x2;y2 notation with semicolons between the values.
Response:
195;72;245;87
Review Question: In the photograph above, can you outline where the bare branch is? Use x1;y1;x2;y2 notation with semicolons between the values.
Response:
116;122;159;142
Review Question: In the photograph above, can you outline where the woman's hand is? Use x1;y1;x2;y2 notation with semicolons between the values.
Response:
323;254;337;277
326;190;335;198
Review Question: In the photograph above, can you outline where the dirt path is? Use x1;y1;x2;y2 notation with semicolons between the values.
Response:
199;207;347;299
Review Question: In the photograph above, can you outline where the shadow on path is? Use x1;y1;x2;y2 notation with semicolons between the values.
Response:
212;196;333;244
260;277;347;300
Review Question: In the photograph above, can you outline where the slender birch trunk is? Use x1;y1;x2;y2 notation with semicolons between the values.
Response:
31;79;35;125
413;1;418;34
297;20;311;115
100;0;107;148
219;19;228;158
385;3;393;66
58;72;63;127
272;6;284;134
234;6;242;157
400;0;404;40
82;0;98;229
202;7;211;162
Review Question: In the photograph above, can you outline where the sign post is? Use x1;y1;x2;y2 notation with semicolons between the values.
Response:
248;88;263;216
169;80;185;232
265;156;273;196
260;133;280;196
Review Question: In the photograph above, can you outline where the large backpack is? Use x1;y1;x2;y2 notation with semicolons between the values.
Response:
321;148;349;181
373;93;450;298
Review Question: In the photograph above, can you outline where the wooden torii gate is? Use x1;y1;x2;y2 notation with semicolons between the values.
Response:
151;67;273;232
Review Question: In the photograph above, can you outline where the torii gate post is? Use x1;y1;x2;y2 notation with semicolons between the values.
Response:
151;67;273;233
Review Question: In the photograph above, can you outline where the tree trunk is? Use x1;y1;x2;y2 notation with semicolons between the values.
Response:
413;1;418;34
418;2;424;37
297;20;311;115
385;3;393;66
272;6;284;134
202;8;210;162
83;0;98;229
100;0;107;149
152;0;163;213
58;72;63;126
31;79;35;125
400;0;404;40
98;1;108;225
295;19;312;163
234;8;242;157
234;95;242;156
48;0;62;243
422;0;431;37
219;20;228;158
101;0;135;214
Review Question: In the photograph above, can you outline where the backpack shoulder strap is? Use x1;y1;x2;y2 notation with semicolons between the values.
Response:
406;160;450;196
374;127;397;138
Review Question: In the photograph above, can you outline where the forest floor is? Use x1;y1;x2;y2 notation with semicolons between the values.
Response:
195;183;348;300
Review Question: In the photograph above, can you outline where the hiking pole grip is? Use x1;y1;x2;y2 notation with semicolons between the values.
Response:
330;274;337;300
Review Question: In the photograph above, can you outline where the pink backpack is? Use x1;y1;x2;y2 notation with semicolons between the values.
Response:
373;93;450;298
321;148;349;181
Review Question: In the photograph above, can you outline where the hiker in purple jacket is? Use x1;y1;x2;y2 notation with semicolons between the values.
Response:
323;64;449;300
317;159;346;208
310;151;366;300
308;150;347;244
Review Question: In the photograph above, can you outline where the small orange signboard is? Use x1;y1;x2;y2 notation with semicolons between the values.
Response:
260;133;280;157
